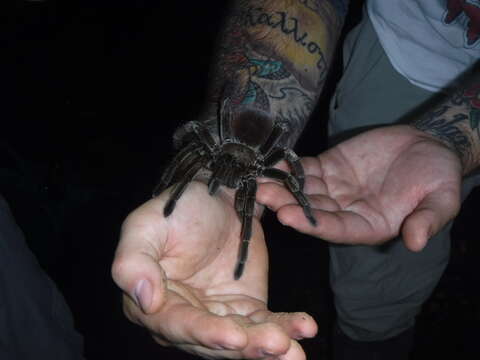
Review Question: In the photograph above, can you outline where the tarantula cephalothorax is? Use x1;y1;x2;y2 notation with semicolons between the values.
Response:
154;99;317;280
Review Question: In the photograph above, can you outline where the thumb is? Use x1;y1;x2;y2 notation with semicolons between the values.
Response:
112;213;167;314
401;188;460;252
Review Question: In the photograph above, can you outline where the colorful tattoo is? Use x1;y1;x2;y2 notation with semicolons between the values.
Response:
201;0;345;147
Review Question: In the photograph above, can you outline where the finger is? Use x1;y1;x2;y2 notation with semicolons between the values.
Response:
401;188;461;252
177;338;307;360
268;157;322;179
175;343;243;359
278;340;307;360
257;183;296;210
276;205;383;244
234;319;292;358
248;311;318;340
179;313;293;358
258;157;323;184
300;156;323;177
274;159;290;172
112;202;168;314
257;177;328;209
175;338;306;360
308;195;341;212
125;294;248;351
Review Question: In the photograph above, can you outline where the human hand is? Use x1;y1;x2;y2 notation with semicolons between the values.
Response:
257;125;463;251
111;181;317;359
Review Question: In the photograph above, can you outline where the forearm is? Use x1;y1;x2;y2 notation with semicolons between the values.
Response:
198;0;347;147
412;62;480;175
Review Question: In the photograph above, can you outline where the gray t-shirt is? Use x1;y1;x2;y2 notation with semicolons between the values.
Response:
367;0;480;92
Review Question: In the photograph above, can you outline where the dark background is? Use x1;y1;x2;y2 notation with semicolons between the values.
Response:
1;1;479;359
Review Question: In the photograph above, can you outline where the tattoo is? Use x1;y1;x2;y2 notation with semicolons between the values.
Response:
454;82;480;135
240;6;327;80
414;106;472;164
299;0;323;13
413;64;480;172
199;0;344;148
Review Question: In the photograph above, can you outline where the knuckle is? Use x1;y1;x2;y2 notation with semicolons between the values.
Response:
111;255;130;284
257;185;276;203
110;260;124;284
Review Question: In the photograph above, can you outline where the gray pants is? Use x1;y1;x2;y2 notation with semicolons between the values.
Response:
328;14;478;342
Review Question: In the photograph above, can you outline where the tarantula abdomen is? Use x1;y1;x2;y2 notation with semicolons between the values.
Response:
229;107;274;147
154;100;316;280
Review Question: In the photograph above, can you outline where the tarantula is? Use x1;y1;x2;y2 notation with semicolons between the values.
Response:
154;99;316;280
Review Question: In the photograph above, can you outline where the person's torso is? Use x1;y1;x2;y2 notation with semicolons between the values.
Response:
367;0;480;92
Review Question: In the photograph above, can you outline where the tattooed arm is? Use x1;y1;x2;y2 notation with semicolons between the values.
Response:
111;2;348;359
413;63;480;175
187;0;348;147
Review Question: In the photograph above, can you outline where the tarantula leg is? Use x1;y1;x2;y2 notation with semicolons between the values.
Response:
219;97;233;143
234;183;246;218
208;178;221;196
240;179;256;242
184;121;217;153
152;143;202;197
234;179;257;280
164;160;203;217
262;168;317;226
264;148;305;189
233;184;247;278
207;157;228;195
263;147;284;167
258;121;289;156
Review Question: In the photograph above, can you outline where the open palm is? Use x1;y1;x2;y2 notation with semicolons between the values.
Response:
112;181;317;359
258;125;463;251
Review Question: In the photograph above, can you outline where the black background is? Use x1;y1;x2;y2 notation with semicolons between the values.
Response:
1;1;479;359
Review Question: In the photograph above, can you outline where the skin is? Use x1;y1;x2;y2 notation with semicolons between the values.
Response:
112;0;480;358
112;181;317;359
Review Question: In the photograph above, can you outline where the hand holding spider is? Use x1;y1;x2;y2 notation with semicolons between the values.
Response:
257;125;463;250
112;181;317;359
156;100;316;280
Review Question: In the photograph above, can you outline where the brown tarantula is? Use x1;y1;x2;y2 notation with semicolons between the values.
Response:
154;99;316;280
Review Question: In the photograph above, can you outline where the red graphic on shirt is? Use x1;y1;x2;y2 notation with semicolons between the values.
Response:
444;0;480;46
464;82;480;109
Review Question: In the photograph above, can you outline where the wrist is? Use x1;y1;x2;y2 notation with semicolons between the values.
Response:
407;124;470;175
410;121;478;176
409;65;480;175
191;177;265;219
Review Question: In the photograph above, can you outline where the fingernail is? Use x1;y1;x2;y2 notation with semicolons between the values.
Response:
261;350;276;357
134;279;152;313
293;331;304;340
215;343;238;351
